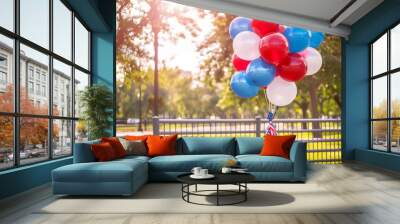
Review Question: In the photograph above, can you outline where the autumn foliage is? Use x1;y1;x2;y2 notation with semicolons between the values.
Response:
0;85;59;149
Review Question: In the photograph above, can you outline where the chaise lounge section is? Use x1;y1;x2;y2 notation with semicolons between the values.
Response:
52;141;149;196
52;137;307;196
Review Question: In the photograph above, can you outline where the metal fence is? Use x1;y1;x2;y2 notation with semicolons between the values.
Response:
152;116;342;164
116;119;152;134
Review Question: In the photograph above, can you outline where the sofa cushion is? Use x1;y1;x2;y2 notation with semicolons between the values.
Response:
115;155;150;163
52;156;149;195
236;155;293;172
178;137;236;155
149;154;235;172
260;135;296;159
101;137;127;158
53;156;148;183
236;137;263;155
125;135;148;141
91;142;118;161
73;140;100;163
119;138;147;156
147;134;178;157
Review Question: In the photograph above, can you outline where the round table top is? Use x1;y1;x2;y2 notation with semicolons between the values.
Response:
177;172;255;185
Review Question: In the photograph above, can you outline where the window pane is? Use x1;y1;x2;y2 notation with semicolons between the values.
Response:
75;18;89;70
0;116;13;170
0;0;14;31
372;121;388;151
391;72;400;118
74;69;89;118
53;119;72;157
0;35;14;112
372;33;387;76
372;77;387;119
391;120;400;153
53;59;72;117
391;24;400;70
20;117;49;165
20;0;49;48
20;44;49;115
75;120;88;143
53;0;72;60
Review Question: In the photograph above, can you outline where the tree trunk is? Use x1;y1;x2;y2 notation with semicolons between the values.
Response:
334;94;342;110
151;0;160;117
153;30;159;116
300;102;308;129
309;85;322;138
138;83;143;132
128;79;135;119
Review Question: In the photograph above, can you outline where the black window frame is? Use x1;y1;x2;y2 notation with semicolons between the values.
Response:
0;0;92;171
370;21;400;154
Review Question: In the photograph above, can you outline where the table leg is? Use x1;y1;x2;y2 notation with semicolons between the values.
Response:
187;184;190;202
195;184;198;192
181;184;183;199
245;183;247;201
217;184;219;206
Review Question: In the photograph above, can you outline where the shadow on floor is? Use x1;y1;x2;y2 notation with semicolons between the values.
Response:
202;190;295;207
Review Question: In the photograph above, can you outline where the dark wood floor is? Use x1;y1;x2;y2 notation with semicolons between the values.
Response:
1;162;400;224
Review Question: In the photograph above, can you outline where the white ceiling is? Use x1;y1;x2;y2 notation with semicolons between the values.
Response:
167;0;384;37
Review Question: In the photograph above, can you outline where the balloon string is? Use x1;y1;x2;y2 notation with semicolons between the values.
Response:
264;88;278;120
264;89;269;111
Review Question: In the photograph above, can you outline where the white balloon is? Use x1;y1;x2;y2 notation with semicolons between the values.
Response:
232;31;260;61
300;47;322;76
267;77;297;106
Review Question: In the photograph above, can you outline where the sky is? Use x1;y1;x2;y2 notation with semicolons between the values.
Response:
0;0;89;70
145;1;214;74
372;30;400;109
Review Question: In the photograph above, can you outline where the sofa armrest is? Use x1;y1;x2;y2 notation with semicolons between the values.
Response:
289;141;307;181
73;140;100;163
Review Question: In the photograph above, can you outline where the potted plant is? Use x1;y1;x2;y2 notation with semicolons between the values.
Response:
79;84;113;140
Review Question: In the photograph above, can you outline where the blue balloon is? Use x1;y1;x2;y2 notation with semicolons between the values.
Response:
246;58;276;87
230;72;259;98
229;17;253;39
310;31;325;48
284;27;311;52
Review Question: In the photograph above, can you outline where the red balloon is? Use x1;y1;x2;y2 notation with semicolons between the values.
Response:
232;54;250;71
251;20;280;37
259;33;289;66
278;53;307;82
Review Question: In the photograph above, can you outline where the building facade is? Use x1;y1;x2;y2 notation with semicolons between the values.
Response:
0;41;73;152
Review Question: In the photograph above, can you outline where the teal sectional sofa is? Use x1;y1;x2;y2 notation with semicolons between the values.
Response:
52;137;307;196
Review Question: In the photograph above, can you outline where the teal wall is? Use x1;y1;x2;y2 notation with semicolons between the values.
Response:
0;0;116;200
0;158;72;199
343;0;400;170
91;0;116;135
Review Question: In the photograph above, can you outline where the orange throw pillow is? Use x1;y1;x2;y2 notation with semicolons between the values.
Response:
146;134;178;157
260;135;296;159
101;137;127;158
91;142;117;162
125;135;148;141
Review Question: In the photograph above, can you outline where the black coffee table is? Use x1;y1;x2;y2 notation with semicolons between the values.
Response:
177;173;255;206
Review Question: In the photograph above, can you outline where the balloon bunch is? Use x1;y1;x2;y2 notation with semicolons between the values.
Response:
229;17;324;107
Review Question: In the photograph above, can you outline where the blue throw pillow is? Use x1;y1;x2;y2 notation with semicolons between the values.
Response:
180;137;236;155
